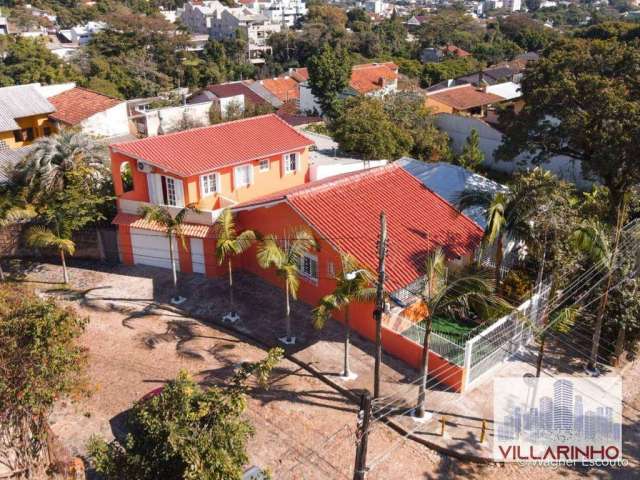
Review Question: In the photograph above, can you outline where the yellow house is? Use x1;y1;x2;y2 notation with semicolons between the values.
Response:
0;84;57;150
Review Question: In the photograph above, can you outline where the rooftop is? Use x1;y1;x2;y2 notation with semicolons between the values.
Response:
258;77;299;102
0;84;55;132
426;84;505;110
48;87;123;125
349;62;399;94
110;114;314;177
235;162;482;291
203;81;269;106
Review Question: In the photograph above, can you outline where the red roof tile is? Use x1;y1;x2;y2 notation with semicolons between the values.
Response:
289;67;309;83
110;114;314;177
236;164;483;291
443;44;471;57
112;213;213;238
205;82;268;106
48;87;123;125
426;85;505;110
349;63;399;94
259;77;299;102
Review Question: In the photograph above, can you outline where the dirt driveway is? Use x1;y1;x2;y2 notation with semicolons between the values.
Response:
16;261;638;479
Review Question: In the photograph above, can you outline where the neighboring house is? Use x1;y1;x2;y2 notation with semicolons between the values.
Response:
70;21;105;45
287;67;309;83
425;84;506;116
189;81;271;109
260;0;307;27
232;160;483;389
0;146;34;184
48;87;130;139
0;84;56;151
419;44;471;63
405;15;427;28
110;114;314;272
131;101;213;137
300;62;399;115
255;76;299;104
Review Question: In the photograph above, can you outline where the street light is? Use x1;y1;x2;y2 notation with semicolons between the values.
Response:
344;269;367;281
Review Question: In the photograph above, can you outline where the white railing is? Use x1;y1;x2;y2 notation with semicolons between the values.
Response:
463;286;549;390
118;199;225;226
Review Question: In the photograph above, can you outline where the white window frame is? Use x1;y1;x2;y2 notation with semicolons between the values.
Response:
283;152;299;174
165;176;177;206
234;164;253;189
200;172;219;197
298;252;318;284
259;159;270;172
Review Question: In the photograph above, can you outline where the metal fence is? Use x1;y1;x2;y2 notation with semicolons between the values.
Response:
462;286;549;389
400;322;467;366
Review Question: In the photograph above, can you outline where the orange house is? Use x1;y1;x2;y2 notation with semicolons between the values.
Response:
110;114;314;274
232;163;483;391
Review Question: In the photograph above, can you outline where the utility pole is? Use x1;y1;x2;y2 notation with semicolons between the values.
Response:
353;391;372;480
373;211;387;399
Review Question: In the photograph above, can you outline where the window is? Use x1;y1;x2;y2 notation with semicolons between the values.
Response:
120;161;134;193
43;127;52;136
200;173;219;196
161;176;178;206
298;252;318;282
13;128;34;143
283;152;299;174
259;159;269;172
234;164;252;189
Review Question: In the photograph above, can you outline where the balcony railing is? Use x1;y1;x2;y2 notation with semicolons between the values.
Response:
118;198;237;226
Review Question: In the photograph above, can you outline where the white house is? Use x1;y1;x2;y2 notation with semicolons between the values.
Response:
70;21;105;45
48;87;130;139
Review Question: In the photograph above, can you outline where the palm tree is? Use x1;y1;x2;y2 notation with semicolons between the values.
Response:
0;200;36;281
14;130;106;197
25;226;75;283
138;204;200;304
415;248;507;418
571;220;616;374
213;208;256;322
312;254;376;378
257;228;317;344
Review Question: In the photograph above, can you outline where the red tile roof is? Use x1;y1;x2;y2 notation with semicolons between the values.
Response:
349;63;399;94
112;213;213;238
289;68;309;83
205;82;268;106
258;77;299;102
48;87;123;125
235;164;482;291
110;114;314;177
426;85;505;111
443;44;471;57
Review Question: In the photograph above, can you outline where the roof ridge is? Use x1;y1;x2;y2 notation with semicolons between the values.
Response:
67;86;124;102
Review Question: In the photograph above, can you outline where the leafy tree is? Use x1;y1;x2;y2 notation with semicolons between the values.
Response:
257;228;317;344
307;44;351;118
138;204;200;303
26;226;76;284
457;129;484;172
312;255;375;378
0;285;87;478
525;0;541;12
498;37;640;225
88;349;283;480
331;96;412;160
415;249;505;418
418;10;482;49
0;37;80;86
214;208;256;322
497;14;557;51
420;56;480;88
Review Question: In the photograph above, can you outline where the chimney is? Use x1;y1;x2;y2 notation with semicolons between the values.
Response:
378;76;386;87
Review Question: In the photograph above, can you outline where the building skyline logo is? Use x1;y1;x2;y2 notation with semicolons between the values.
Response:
493;376;622;464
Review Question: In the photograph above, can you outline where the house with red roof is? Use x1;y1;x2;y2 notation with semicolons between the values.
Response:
48;87;130;139
110;114;314;273
299;62;399;115
231;160;483;390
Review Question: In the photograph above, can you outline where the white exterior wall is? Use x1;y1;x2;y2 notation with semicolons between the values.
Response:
80;102;129;138
433;113;590;188
38;82;76;98
300;82;322;115
142;102;213;137
310;160;388;181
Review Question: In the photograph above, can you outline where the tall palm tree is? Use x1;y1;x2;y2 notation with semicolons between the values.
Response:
214;208;256;322
312;254;376;378
14;130;106;197
257;228;317;344
415;248;507;418
571;220;616;374
139;204;200;304
25;226;75;283
0;200;36;281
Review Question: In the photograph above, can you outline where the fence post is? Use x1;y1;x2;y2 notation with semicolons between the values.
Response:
463;338;473;391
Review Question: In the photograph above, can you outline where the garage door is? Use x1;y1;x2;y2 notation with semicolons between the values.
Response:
131;228;179;271
190;238;205;274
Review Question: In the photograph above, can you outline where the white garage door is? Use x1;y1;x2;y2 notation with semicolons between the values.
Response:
190;238;206;274
131;228;179;271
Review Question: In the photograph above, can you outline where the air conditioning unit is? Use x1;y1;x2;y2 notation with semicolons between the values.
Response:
137;161;152;173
